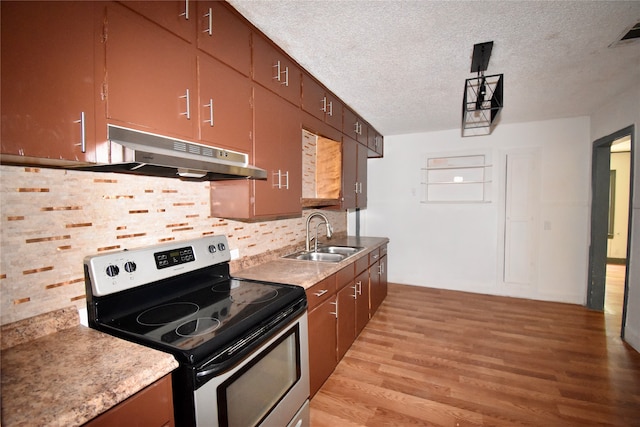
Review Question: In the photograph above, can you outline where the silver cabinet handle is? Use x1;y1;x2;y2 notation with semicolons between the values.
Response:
354;182;359;194
330;301;338;318
380;261;385;275
314;289;328;297
328;101;333;116
180;89;191;120
74;111;86;153
372;253;379;260
180;0;189;20
351;285;357;299
273;170;289;189
357;281;362;295
273;61;289;86
204;98;214;126
321;97;328;113
273;61;282;82
203;7;212;35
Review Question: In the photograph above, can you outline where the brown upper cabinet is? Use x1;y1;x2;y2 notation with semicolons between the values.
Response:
367;124;384;158
104;3;252;156
343;108;367;145
196;1;251;76
252;34;302;107
210;85;302;220
197;54;252;153
301;75;343;132
104;2;198;141
341;136;367;209
119;1;193;42
1;1;97;163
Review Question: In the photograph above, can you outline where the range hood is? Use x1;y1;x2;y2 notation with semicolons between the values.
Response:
75;125;266;181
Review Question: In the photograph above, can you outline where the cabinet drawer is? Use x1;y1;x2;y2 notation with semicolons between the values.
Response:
369;248;381;265
336;264;355;290
355;254;369;275
379;244;388;257
85;375;174;427
305;275;336;311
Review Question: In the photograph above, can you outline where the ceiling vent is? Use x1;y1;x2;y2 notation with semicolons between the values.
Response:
609;21;640;47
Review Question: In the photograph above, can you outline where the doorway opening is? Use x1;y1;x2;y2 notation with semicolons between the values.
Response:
587;125;634;340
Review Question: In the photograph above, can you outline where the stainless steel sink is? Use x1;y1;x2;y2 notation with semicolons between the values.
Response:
286;252;345;262
315;245;362;256
282;245;363;263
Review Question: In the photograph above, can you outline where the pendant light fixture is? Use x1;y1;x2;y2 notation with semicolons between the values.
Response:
462;41;503;137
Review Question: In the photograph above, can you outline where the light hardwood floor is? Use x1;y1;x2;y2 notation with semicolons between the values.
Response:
310;265;640;426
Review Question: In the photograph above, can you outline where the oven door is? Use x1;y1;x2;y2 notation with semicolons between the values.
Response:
193;312;310;427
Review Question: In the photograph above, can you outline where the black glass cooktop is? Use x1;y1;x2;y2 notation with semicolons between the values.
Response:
98;275;306;364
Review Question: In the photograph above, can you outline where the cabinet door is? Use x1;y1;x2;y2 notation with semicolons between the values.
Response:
337;283;357;360
380;254;388;304
355;269;370;335
196;1;251;76
1;1;96;162
370;259;383;315
343;108;366;144
120;1;193;42
198;55;252;153
341;137;358;209
105;3;196;140
324;91;343;132
301;74;325;121
308;298;338;397
253;85;302;217
253;34;301;106
367;125;383;158
356;142;368;208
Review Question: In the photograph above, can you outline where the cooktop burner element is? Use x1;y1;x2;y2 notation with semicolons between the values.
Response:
176;317;222;337
137;302;200;326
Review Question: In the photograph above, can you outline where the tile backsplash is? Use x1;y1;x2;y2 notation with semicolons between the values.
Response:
0;165;346;325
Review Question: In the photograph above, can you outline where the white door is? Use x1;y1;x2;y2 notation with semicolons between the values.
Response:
502;151;540;288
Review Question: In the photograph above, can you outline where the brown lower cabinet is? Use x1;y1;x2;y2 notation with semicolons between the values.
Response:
84;374;174;427
307;245;388;397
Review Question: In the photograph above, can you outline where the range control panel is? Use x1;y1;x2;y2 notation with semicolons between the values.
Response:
85;236;231;297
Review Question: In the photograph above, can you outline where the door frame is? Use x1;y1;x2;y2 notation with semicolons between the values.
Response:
587;125;634;339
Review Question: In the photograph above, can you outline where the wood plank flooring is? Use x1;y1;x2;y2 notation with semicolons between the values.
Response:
309;265;640;426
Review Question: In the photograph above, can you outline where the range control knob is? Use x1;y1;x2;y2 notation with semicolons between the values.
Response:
208;244;217;253
124;261;137;273
217;242;226;251
105;264;120;277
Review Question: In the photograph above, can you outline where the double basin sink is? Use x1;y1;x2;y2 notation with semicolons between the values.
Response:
283;245;363;263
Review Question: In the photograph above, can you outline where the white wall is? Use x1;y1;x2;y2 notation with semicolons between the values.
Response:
358;116;592;305
591;81;640;352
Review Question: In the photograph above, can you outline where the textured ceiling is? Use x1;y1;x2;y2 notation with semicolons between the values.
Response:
227;0;640;136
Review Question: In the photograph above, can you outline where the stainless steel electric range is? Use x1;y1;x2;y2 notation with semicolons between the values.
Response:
84;236;310;427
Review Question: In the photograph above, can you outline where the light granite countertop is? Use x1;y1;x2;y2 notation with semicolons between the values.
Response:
234;236;389;288
1;307;178;427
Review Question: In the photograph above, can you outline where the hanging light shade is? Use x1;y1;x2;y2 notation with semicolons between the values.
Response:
462;73;503;137
462;41;503;137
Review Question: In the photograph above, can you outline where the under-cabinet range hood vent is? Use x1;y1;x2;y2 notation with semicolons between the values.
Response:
75;125;266;181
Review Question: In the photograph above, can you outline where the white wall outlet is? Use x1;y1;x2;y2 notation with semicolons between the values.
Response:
230;248;240;260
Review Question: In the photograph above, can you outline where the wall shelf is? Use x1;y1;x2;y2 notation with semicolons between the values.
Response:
421;153;492;203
